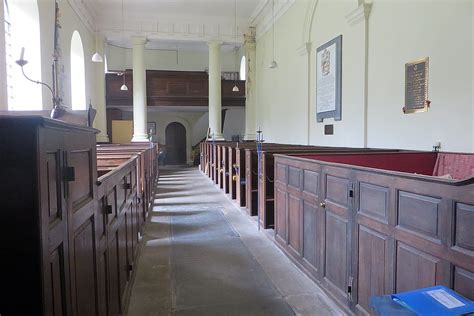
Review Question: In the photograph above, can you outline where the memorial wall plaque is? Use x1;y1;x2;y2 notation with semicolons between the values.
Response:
316;35;342;122
403;57;430;114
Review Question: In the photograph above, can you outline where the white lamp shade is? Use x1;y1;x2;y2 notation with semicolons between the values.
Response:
232;85;239;92
120;84;128;91
268;60;278;69
92;52;103;63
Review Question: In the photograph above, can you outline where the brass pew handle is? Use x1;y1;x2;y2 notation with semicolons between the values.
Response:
320;201;326;209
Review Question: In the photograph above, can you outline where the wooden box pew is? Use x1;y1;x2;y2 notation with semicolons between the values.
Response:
205;141;234;184
274;151;474;314
96;155;143;315
97;143;158;218
257;147;405;229
244;145;341;217
0;116;147;315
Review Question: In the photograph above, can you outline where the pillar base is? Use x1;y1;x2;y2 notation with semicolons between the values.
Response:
207;133;225;141
244;133;256;141
96;134;110;143
131;134;149;142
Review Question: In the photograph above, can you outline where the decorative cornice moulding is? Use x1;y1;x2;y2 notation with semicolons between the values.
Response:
346;2;372;26
250;0;296;40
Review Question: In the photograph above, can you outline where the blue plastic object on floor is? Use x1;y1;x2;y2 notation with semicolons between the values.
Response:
391;286;474;316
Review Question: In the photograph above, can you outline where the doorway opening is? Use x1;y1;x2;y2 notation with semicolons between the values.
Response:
165;122;187;165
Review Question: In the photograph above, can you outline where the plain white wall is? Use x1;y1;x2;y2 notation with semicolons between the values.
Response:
367;0;473;152
255;0;474;152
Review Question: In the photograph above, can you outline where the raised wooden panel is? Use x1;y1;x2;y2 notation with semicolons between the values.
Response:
108;232;121;316
97;198;106;237
398;191;441;240
47;151;61;223
288;194;301;255
359;182;388;222
97;251;108;316
288;166;301;189
357;226;388;313
325;212;348;293
69;150;93;211
275;187;287;243
276;163;287;184
396;242;440;293
49;246;66;316
453;267;474;300
303;201;319;270
454;203;474;252
303;170;319;196
73;219;97;316
325;175;349;208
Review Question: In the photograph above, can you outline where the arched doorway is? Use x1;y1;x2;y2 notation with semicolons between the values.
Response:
165;122;187;165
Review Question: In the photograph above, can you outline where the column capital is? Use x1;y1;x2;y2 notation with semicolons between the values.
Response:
243;27;256;46
207;40;223;48
132;36;147;46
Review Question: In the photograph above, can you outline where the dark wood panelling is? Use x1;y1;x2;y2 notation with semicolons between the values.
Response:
0;116;158;315
288;194;301;255
275;187;288;244
73;219;97;316
453;266;474;300
396;242;440;292
49;246;66;316
303;170;318;195
303;201;319;272
325;175;349;208
325;212;348;296
271;153;474;315
288;166;301;189
276;163;287;184
454;203;474;252
398;191;441;240
106;70;246;107
357;226;388;314
69;150;94;210
359;182;389;222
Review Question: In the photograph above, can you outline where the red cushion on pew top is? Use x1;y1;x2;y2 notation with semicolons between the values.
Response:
295;152;439;177
433;153;474;180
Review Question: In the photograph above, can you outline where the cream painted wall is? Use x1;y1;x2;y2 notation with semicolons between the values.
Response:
255;2;308;145
255;0;474;152
367;0;473;152
106;46;240;72
37;1;96;110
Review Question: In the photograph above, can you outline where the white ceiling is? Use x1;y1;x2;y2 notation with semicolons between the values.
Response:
71;0;295;50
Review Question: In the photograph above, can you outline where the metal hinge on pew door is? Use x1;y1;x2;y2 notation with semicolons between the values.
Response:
348;277;354;301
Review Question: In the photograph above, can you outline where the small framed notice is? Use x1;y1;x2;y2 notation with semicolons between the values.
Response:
403;57;430;114
316;35;342;122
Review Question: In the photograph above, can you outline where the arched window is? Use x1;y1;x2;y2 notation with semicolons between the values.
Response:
239;55;246;81
4;0;42;110
70;31;86;110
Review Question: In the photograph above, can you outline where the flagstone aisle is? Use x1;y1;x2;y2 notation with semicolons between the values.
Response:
127;166;345;316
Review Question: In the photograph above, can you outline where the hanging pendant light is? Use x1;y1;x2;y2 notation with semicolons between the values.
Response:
91;30;103;63
232;0;239;92
268;0;278;69
119;0;128;91
120;73;128;91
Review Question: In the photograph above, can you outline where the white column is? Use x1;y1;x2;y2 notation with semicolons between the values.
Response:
131;36;148;142
244;28;257;140
0;2;8;110
208;40;224;140
93;35;109;142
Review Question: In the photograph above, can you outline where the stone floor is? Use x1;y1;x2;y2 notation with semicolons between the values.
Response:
127;166;345;316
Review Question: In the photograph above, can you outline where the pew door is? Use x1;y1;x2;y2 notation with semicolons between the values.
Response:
320;165;354;308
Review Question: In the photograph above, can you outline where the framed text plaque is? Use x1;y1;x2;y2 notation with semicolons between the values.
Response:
403;57;430;114
316;35;342;122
